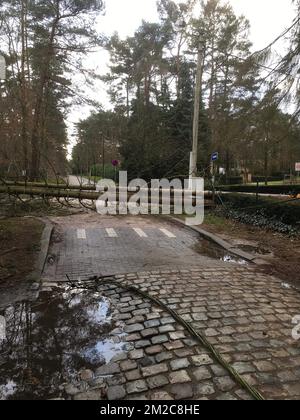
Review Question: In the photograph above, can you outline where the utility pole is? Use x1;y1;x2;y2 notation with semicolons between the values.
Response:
102;134;105;179
189;42;204;188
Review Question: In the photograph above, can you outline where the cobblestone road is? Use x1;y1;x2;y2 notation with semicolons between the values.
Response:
41;214;300;400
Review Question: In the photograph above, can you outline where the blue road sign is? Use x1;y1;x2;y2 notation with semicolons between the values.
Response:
211;152;219;162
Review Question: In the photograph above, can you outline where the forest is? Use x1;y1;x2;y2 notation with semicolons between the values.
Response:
1;0;300;184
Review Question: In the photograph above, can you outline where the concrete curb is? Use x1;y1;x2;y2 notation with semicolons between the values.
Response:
168;216;271;266
27;218;54;284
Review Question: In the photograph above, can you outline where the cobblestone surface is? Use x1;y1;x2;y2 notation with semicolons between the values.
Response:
41;267;300;400
41;215;300;400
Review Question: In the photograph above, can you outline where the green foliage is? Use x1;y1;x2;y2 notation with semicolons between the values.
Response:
218;193;300;234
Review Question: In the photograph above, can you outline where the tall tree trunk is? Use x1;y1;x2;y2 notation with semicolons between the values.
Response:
30;12;60;180
20;0;28;176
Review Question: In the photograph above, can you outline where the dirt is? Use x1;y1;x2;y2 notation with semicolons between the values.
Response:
202;213;300;287
0;218;44;285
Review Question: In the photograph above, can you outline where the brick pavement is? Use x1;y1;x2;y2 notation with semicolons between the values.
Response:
41;214;300;400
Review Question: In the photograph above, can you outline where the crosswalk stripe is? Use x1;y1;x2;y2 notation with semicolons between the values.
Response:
77;229;86;239
160;228;176;238
106;228;118;238
133;228;148;238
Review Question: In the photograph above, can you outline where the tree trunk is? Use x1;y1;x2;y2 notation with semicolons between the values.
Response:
20;0;29;176
30;12;60;180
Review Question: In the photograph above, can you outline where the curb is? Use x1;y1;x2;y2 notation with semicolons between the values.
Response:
27;218;54;284
168;216;271;266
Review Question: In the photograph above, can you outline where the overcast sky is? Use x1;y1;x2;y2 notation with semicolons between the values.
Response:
67;0;296;155
99;0;295;50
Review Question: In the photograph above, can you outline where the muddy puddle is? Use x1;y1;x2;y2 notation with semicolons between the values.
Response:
193;240;248;265
0;287;127;400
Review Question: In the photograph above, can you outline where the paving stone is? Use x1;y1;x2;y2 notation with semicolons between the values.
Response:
107;385;126;401
74;390;102;400
191;354;214;366
125;370;141;381
193;367;212;381
169;331;186;340
129;349;144;360
135;340;151;349
170;383;193;400
232;362;256;375
107;375;126;386
194;382;216;397
164;340;184;351
159;325;176;333
210;365;228;377
169;370;191;384
126;380;148;395
120;360;138;372
126;333;141;342
183;338;199;347
151;391;174;400
216;393;238;401
141;328;159;338
95;363;120;376
145;345;164;355
142;363;168;377
214;376;236;392
170;358;190;371
253;361;277;372
151;335;169;345
125;324;144;334
205;328;219;337
147;375;169;389
174;348;194;358
161;317;176;325
156;352;173;363
145;319;160;328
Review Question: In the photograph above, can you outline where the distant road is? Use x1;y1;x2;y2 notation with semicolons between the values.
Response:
66;175;91;187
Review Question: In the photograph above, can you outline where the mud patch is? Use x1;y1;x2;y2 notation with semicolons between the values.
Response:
235;244;272;256
0;287;127;400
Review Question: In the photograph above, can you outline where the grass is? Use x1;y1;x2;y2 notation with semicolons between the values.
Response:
247;180;300;186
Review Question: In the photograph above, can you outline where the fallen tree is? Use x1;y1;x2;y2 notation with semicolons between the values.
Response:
0;185;214;206
0;180;97;191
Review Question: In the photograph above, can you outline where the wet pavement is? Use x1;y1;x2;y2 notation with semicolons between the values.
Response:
42;214;247;283
0;286;127;400
1;214;299;400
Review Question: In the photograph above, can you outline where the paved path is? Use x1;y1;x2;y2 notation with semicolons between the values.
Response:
40;214;300;400
66;175;91;187
42;214;231;283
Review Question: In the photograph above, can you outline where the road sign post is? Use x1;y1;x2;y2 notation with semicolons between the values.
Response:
211;152;219;203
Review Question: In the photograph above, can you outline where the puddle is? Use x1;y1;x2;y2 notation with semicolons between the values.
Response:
0;288;127;400
193;240;248;265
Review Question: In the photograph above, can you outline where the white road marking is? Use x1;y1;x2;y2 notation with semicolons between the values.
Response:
77;229;86;239
160;228;176;238
133;228;148;238
106;228;118;238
